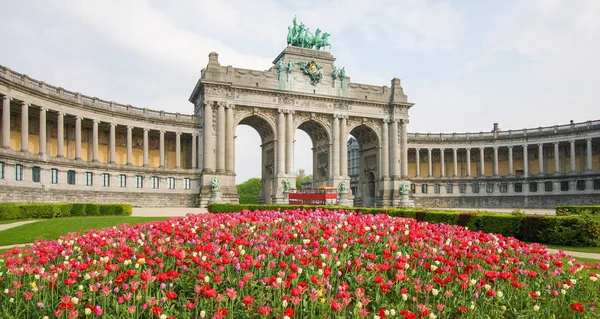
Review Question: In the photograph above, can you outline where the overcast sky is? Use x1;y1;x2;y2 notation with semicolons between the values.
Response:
2;0;599;183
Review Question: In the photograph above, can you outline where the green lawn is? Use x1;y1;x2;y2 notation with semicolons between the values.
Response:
0;216;169;246
545;244;600;254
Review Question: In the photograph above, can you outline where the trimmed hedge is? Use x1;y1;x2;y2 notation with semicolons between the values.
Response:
0;203;132;221
208;203;600;247
556;205;600;216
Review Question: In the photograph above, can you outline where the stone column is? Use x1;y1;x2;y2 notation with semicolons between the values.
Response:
415;148;421;177
92;119;99;162
400;119;408;179
159;130;165;168
225;104;234;172
466;148;471;176
1;95;9;148
452;148;458;177
508;146;513;176
20;102;29;152
381;120;389;179
203;101;215;172
391;120;400;178
175;132;181;168
587;138;593;172
277;110;285;175
523;144;528;177
554;142;560;174
75;116;82;160
286;111;294;175
332;115;340;178
440;148;445;177
493;146;499;176
192;133;197;169
427;148;432;177
39;107;47;156
479;147;485;176
109;123;116;164
216;103;225;172
340;116;348;178
570;140;576;173
143;128;149;167
126;125;133;165
57;112;65;157
538;143;544;175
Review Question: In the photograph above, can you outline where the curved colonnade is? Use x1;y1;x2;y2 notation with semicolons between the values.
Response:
0;65;200;206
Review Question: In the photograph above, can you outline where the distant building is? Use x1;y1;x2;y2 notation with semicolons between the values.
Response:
347;137;360;203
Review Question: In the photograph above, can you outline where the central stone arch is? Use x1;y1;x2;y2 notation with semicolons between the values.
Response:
189;46;414;207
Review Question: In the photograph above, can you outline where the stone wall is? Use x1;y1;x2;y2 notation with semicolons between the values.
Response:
0;186;196;207
413;194;600;209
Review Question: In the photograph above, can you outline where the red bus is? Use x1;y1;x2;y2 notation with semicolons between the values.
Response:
288;187;337;205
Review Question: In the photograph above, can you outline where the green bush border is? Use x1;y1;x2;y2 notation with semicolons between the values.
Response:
0;203;132;221
209;203;600;247
556;205;600;216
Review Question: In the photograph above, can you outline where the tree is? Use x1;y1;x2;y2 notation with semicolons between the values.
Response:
236;178;261;204
295;169;313;189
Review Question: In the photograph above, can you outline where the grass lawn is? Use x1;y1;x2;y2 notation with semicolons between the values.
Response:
0;216;169;246
545;244;600;254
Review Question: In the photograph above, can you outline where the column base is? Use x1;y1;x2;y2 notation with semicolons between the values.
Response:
1;145;10;149
20;150;29;153
143;164;149;167
75;157;82;161
110;161;116;165
92;159;99;163
56;155;64;158
126;163;133;166
39;152;45;156
159;165;164;168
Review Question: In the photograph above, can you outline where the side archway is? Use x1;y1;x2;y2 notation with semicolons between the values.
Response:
348;124;380;207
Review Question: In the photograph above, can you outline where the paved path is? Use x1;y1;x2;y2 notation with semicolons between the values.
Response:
546;248;600;261
132;207;208;217
0;220;38;232
435;207;556;215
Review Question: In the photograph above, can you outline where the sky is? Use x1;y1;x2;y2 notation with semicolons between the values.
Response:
1;0;599;183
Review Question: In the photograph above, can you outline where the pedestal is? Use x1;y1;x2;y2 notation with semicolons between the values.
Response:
208;189;223;205
337;190;354;207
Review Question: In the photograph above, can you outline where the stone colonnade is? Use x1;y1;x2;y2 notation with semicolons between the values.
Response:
1;94;199;169
412;141;595;178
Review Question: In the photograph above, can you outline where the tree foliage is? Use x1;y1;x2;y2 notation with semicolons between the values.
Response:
236;178;261;204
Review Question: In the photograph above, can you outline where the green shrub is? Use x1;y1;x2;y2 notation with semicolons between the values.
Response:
424;211;460;225
0;203;132;221
85;204;101;216
0;204;21;220
556;205;600;216
70;204;87;216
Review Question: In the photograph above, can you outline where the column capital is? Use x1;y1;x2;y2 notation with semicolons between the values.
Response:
127;125;134;130
569;139;575;144
40;106;49;112
466;147;471;151
76;116;84;121
20;101;29;107
537;142;544;146
415;148;420;151
586;137;592;142
452;147;458;151
176;132;182;136
480;146;485;150
216;101;227;108
93;119;101;124
278;108;286;114
58;111;66;117
427;148;432;151
143;128;150;132
2;95;10;101
508;145;513;149
382;118;391;124
160;130;166;134
493;145;498;150
192;132;199;137
225;102;235;109
109;122;117;127
400;119;409;124
553;141;559;146
440;148;445;151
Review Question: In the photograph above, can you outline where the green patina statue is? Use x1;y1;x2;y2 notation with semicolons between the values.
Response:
276;59;284;81
339;67;346;82
338;181;346;193
211;177;221;191
399;183;410;195
287;16;331;50
286;60;296;74
283;180;291;192
332;66;339;80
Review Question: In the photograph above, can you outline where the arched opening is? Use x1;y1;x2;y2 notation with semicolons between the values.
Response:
348;124;379;207
294;129;312;188
235;114;276;204
297;120;331;188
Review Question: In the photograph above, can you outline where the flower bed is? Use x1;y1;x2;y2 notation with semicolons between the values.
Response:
1;208;599;318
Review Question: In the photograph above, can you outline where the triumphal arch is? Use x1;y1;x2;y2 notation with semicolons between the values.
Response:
189;18;414;207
